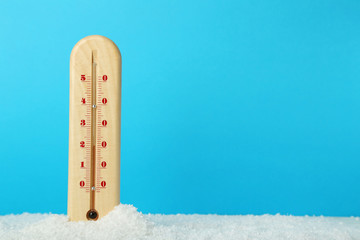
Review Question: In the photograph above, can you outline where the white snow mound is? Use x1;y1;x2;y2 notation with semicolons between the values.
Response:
0;204;359;240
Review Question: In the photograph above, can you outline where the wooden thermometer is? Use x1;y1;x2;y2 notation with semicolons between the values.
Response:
68;35;121;221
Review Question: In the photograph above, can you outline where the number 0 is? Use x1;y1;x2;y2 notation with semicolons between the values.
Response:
80;181;85;187
101;161;107;168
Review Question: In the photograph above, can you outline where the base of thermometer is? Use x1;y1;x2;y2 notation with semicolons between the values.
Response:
86;209;99;221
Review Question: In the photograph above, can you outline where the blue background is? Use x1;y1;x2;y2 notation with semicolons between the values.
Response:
1;0;360;217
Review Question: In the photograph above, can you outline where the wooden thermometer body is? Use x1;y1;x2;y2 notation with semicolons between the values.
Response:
68;35;121;221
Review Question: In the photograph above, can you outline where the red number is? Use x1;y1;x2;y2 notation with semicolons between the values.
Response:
101;141;107;148
102;75;108;81
81;98;86;104
80;181;85;187
101;181;106;187
80;141;85;148
81;162;84;168
102;98;107;104
81;75;86;81
81;120;86;126
101;161;107;168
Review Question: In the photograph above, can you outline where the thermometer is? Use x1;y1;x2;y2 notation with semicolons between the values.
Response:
68;35;121;221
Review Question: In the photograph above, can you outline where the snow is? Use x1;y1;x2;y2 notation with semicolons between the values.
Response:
1;204;359;240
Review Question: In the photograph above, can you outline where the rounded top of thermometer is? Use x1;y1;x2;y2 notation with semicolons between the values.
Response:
70;35;121;61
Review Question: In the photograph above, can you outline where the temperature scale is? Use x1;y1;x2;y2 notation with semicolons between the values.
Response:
68;35;121;221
